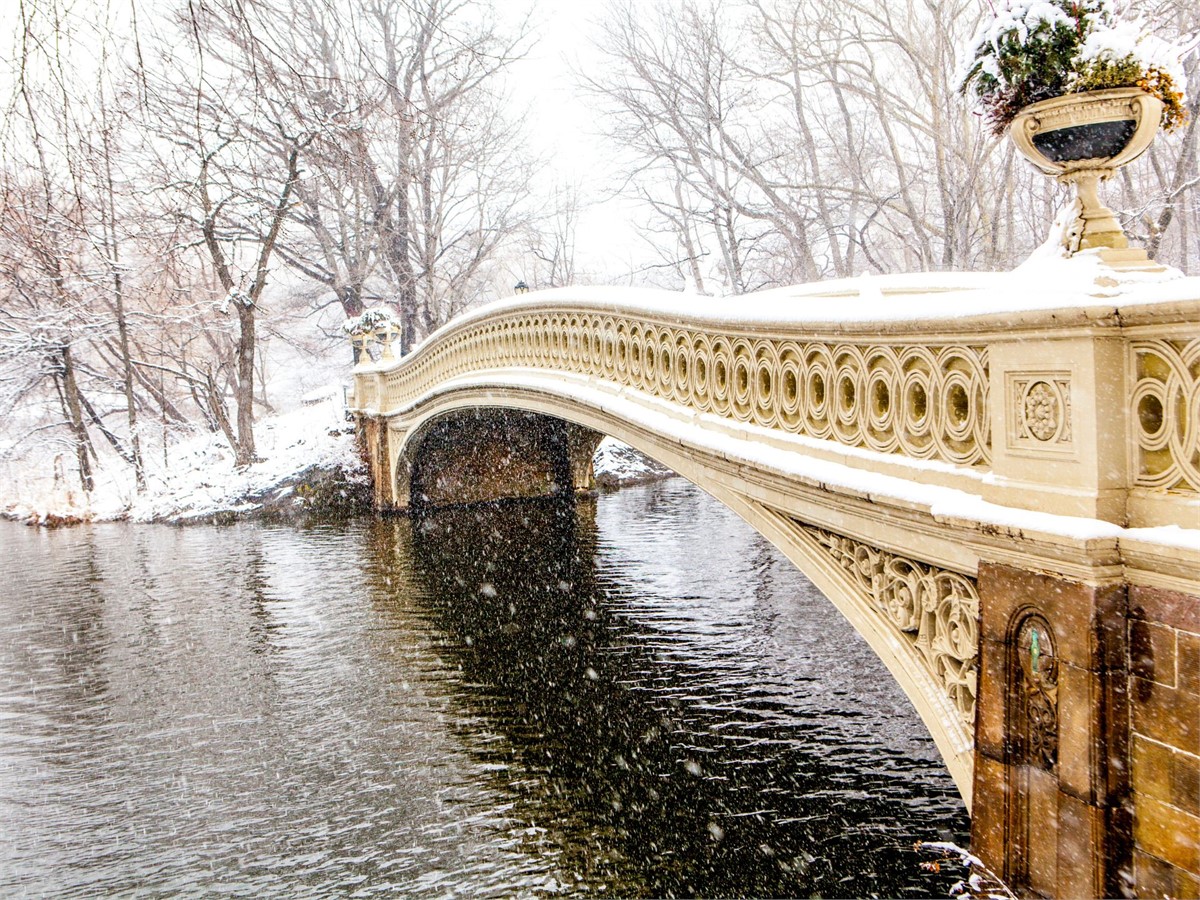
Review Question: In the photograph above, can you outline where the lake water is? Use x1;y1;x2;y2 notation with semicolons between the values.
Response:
0;479;968;897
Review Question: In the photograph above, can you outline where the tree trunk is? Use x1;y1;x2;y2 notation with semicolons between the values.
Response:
233;301;257;464
57;346;95;494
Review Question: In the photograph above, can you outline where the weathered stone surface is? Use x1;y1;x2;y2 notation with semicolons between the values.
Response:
1130;586;1200;634
1135;848;1200;899
1131;619;1178;686
1126;584;1200;895
1135;795;1200;873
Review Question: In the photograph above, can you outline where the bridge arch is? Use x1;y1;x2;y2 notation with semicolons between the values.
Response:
395;407;601;510
383;380;979;805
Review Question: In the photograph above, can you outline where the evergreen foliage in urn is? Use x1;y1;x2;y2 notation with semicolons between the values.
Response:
343;308;402;337
958;0;1188;135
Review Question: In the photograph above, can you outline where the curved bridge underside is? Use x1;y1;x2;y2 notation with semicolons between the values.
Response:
351;277;1200;820
380;376;984;802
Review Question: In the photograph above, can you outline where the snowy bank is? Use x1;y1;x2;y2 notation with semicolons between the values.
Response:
2;393;672;526
594;438;677;488
2;390;367;526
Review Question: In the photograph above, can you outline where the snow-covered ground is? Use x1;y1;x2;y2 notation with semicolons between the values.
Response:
1;391;674;526
2;387;365;525
593;437;676;488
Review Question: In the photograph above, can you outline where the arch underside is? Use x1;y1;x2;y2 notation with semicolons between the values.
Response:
383;373;981;809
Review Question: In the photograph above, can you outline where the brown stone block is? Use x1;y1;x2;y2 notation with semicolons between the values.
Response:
978;564;1100;669
1131;735;1200;835
1130;585;1200;633
1176;750;1200;818
1029;766;1060;896
1131;619;1178;687
1096;583;1130;672
1182;631;1200;697
1134;794;1200;875
978;563;1023;644
1133;677;1200;757
1058;662;1099;801
970;753;1008;875
1134;734;1176;805
1056;663;1130;807
975;638;1008;758
1107;801;1136;899
1136;849;1200;899
1057;791;1103;900
1103;668;1132;802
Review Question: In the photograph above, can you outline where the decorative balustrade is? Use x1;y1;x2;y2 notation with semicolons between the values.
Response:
352;285;1200;523
1130;338;1200;492
359;307;993;470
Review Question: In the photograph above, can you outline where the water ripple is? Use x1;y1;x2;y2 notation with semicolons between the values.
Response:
0;481;966;898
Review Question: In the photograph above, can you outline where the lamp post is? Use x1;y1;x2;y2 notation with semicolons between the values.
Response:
514;280;529;294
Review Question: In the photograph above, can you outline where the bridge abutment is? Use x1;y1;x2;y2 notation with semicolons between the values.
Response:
973;568;1200;898
357;415;394;512
1125;584;1200;897
973;564;1133;897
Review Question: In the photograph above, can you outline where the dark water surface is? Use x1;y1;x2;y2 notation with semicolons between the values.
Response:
0;480;968;897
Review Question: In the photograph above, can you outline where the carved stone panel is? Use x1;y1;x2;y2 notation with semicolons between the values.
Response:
799;525;980;734
1007;372;1074;455
1014;615;1059;771
1131;338;1200;493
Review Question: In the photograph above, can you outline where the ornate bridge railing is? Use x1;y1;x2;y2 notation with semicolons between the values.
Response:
377;310;991;466
353;277;1199;528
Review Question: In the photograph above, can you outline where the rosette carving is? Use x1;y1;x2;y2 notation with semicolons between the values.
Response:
1009;374;1072;449
1026;384;1057;440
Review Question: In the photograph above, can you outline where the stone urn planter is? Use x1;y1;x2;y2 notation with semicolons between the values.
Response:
1009;87;1164;255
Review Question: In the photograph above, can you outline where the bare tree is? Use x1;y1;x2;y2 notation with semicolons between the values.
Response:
585;2;803;291
202;0;536;352
136;0;315;464
1113;0;1200;268
590;0;1196;285
519;182;581;289
0;0;150;493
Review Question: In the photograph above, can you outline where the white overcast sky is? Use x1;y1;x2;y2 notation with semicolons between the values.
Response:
504;0;645;278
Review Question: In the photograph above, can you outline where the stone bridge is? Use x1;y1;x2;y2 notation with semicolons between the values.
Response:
349;269;1200;898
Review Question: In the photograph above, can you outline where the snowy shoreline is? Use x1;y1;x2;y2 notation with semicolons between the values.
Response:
1;398;675;528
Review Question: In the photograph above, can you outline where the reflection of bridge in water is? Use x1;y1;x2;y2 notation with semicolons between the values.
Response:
350;270;1200;899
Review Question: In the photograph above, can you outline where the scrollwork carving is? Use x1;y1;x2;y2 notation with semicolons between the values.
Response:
801;526;980;733
1131;339;1200;493
1014;615;1058;771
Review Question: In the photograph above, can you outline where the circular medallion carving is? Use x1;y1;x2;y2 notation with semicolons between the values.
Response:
1023;381;1060;442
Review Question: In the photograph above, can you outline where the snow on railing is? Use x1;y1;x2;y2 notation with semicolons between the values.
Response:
350;275;1200;526
359;299;992;468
